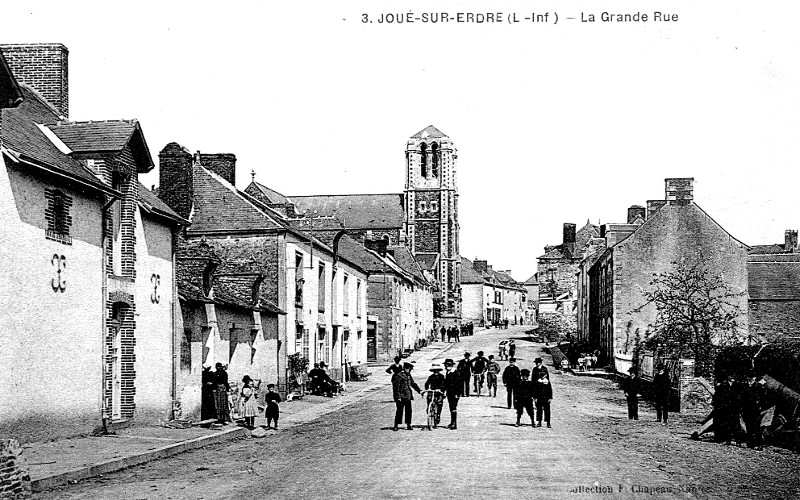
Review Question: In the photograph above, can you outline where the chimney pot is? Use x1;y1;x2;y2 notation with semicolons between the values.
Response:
785;230;798;252
158;142;194;220
665;178;694;205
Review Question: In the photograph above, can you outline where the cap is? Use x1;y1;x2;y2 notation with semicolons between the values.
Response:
534;357;543;363
477;351;484;356
443;358;455;366
267;383;276;389
403;362;415;370
464;352;471;357
628;367;636;374
509;357;516;362
520;369;531;377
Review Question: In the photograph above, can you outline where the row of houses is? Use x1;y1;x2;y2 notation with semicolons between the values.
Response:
461;257;527;326
0;44;440;443
535;177;799;378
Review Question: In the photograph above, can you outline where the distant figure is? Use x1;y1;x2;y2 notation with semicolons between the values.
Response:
456;352;472;397
502;358;521;409
441;326;446;343
508;340;516;360
504;318;509;329
621;367;640;420
454;326;460;342
515;369;536;427
653;364;670;424
264;383;282;429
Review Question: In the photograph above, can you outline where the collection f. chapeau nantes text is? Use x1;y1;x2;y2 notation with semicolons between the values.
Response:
361;11;679;25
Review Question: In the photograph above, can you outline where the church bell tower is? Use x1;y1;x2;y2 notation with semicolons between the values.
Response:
404;125;461;325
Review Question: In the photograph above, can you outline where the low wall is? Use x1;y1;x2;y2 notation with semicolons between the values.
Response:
0;439;31;499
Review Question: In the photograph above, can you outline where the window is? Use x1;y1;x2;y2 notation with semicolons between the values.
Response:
45;188;73;245
356;280;362;316
343;274;350;316
318;263;326;312
295;252;304;307
420;142;428;177
419;201;427;213
431;142;439;177
430;200;438;213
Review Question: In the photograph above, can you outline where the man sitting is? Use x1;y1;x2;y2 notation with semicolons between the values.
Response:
308;363;335;397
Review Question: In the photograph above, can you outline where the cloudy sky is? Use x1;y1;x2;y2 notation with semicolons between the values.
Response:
3;0;798;281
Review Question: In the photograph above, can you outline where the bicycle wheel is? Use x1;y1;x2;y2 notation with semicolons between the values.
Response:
427;401;436;430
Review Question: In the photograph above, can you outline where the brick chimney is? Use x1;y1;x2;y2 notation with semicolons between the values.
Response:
563;223;577;257
473;260;488;273
627;205;646;224
646;200;667;218
0;43;69;118
785;230;798;252
665;178;694;206
158;142;194;220
198;153;236;186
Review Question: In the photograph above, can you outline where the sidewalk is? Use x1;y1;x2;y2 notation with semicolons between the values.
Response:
24;339;460;492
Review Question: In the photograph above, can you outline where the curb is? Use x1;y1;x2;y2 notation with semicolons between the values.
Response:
30;426;248;492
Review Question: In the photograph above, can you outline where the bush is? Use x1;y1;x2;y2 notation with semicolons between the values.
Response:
536;312;576;343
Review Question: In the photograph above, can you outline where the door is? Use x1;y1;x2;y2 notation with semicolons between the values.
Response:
367;320;377;361
111;325;121;419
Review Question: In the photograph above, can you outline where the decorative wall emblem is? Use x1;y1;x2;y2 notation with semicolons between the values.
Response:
151;273;161;304
51;254;66;292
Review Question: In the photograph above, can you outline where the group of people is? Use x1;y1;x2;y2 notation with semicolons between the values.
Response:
487;318;510;329
201;363;282;430
498;339;516;360
308;362;340;397
439;323;475;343
713;373;766;450
621;364;671;424
387;344;555;430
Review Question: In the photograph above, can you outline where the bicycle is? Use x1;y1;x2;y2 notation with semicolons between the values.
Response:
421;389;444;430
472;373;485;396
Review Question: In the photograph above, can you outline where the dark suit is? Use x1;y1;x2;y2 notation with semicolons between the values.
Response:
502;365;521;409
515;380;536;422
653;371;671;423
534;376;553;424
621;375;640;420
742;380;765;448
456;358;471;397
443;369;463;428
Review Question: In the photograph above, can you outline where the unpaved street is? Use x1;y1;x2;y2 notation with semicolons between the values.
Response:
37;327;800;499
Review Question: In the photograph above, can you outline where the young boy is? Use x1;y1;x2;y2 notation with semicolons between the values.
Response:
515;369;536;427
486;355;501;397
264;384;282;429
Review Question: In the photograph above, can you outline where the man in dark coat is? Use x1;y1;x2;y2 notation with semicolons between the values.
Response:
440;326;446;343
213;363;231;424
742;374;765;450
471;351;488;396
502;358;521;409
621;367;640;420
385;356;403;375
443;358;463;429
653;364;671;424
456;352;472;397
508;340;516;360
514;368;536;427
531;357;549;382
534;368;553;427
391;362;422;431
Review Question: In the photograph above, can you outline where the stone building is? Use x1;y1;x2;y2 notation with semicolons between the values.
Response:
523;273;539;325
254;125;461;327
0;45;185;442
747;230;800;342
461;257;526;327
579;178;750;375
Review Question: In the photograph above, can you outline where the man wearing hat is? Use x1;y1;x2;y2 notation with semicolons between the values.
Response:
531;357;549;382
471;351;488;396
502;358;521;409
621;367;640;420
456;352;472;397
424;364;446;427
534;367;553;428
653;363;671;424
392;362;422;431
443;359;463;429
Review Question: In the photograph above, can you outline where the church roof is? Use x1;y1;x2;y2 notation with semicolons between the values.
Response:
289;193;404;230
247;181;290;205
411;125;448;140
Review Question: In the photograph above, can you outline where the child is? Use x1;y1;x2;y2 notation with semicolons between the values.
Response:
515;368;536;427
486;355;501;397
240;375;258;430
264;384;282;429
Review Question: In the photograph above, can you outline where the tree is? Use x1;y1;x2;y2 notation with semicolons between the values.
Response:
634;259;747;376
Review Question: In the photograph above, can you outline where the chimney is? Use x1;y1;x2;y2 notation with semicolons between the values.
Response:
198;153;237;186
473;260;488;273
364;239;388;257
785;230;798;252
563;223;577;257
158;142;194;220
0;43;69;118
665;178;694;206
627;205;646;224
646;200;667;219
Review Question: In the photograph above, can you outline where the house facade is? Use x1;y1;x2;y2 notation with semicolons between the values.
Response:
461;257;526;327
0;45;184;442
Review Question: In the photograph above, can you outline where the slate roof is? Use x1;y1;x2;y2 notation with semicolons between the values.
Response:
188;165;285;234
178;282;214;304
49;120;154;172
138;182;186;225
247;181;290;205
0;85;114;195
0;51;23;109
390;246;426;283
749;244;788;255
289;193;404;230
411;125;448;139
214;279;285;314
524;273;539;285
415;254;438;271
748;254;800;300
460;257;486;284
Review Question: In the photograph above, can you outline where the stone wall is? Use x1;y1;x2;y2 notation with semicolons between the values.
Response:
0;439;31;499
749;301;800;339
678;359;713;413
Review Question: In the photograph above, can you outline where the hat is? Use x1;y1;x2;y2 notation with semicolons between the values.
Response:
628;367;636;374
534;357;543;363
267;383;276;389
403;362;415;370
443;358;455;366
477;351;484;356
464;352;471;357
520;368;531;377
509;357;516;362
242;375;252;383
430;363;443;372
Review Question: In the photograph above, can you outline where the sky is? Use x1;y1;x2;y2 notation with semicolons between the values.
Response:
2;0;798;281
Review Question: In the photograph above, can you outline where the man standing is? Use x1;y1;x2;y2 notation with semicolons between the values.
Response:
441;326;447;343
534;368;553;428
742;373;765;450
531;357;549;383
502;358;521;409
385;356;403;375
515;369;536;427
471;351;488;396
213;363;231;425
653;364;671;424
508;340;516;360
621;367;640;420
486;355;501;397
392;362;422;431
443;358;463;430
456;352;472;397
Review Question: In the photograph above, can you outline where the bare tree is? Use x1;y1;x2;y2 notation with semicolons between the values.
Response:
634;260;747;376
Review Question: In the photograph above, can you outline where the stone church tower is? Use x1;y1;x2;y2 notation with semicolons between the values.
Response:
404;125;461;325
